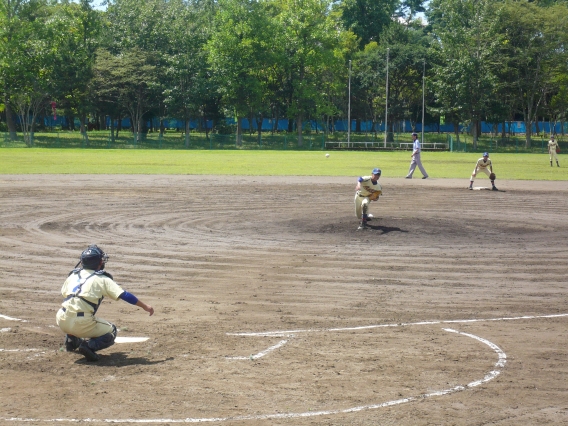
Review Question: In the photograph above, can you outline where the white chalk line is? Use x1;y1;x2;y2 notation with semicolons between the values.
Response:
1;328;506;424
226;339;289;360
0;314;27;322
227;313;568;336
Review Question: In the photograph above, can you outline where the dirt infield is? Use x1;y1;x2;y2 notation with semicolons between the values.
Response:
1;175;567;425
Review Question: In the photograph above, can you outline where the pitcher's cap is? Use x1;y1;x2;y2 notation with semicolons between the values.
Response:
372;168;381;175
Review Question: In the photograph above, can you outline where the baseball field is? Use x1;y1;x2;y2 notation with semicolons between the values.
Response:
0;150;567;425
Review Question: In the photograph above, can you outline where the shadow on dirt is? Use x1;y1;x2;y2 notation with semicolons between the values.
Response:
76;353;174;367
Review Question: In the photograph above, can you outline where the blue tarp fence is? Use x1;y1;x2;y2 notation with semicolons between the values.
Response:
34;116;568;134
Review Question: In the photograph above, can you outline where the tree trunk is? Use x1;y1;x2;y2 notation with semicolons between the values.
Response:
236;117;243;146
256;114;262;145
296;114;303;147
80;113;89;145
185;119;190;148
523;108;532;148
4;95;17;140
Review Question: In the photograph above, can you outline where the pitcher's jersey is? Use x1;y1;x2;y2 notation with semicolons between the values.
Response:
358;176;382;197
475;158;492;170
61;269;124;314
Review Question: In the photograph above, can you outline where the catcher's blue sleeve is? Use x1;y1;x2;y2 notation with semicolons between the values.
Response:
119;291;139;305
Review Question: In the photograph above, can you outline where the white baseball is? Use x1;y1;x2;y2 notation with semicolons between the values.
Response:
325;153;330;158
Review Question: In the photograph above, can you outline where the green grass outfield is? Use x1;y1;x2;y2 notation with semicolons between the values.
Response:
0;148;566;180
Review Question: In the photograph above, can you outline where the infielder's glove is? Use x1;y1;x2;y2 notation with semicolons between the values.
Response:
369;191;381;201
489;172;496;180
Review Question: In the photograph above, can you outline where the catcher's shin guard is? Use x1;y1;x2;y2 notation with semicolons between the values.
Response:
86;324;117;352
64;335;83;352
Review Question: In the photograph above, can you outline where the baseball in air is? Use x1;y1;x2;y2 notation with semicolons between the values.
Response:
325;153;330;158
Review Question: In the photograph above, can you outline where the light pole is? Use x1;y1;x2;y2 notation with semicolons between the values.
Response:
348;60;351;147
421;59;425;145
384;48;389;148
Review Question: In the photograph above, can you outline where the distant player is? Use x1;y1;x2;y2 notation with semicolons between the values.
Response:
355;168;382;230
56;245;154;362
405;132;429;179
469;152;497;191
548;135;560;167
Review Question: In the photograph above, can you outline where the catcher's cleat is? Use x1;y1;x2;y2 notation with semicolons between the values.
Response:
492;186;498;191
64;335;83;352
357;221;368;230
78;342;100;362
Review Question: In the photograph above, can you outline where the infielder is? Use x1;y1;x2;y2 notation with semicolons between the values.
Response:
56;245;154;362
548;135;560;167
469;152;497;191
355;167;382;230
405;132;429;179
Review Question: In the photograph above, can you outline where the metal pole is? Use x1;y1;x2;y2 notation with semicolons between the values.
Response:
421;59;425;145
384;48;389;148
348;60;351;147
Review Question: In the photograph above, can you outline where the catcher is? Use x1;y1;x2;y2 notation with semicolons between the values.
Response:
468;152;497;191
548;135;560;167
56;245;154;362
355;167;382;230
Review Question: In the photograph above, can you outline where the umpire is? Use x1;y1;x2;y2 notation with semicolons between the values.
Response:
56;245;154;362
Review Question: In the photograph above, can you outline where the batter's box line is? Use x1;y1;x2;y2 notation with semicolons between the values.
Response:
227;313;568;337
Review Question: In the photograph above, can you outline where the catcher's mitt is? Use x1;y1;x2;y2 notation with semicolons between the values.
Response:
489;172;496;180
369;191;381;201
556;147;561;154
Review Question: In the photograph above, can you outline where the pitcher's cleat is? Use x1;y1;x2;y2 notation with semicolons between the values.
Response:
357;221;368;230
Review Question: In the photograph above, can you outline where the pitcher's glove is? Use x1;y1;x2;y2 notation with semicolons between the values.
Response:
369;191;381;201
489;172;496;180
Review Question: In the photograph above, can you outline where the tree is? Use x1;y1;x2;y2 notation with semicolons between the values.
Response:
277;0;344;146
428;0;502;148
46;0;102;138
497;1;568;146
207;0;281;145
336;0;398;49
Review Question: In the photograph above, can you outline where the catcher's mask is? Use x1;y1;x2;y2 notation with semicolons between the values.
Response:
80;244;108;270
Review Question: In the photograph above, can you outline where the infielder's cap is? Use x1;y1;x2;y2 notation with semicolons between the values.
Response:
551;135;555;139
483;151;489;157
372;168;382;175
412;132;418;136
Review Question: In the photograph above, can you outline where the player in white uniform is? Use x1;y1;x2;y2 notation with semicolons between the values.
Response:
405;132;429;179
355;168;382;230
56;245;154;362
548;135;560;167
469;152;497;190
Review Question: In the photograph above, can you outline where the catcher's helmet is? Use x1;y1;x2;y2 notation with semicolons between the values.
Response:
483;151;489;157
80;245;108;270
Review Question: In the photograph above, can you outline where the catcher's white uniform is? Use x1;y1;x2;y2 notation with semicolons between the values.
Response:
354;176;382;220
548;138;559;166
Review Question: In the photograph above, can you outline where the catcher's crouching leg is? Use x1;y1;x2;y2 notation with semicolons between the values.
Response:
64;334;83;352
78;324;117;362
